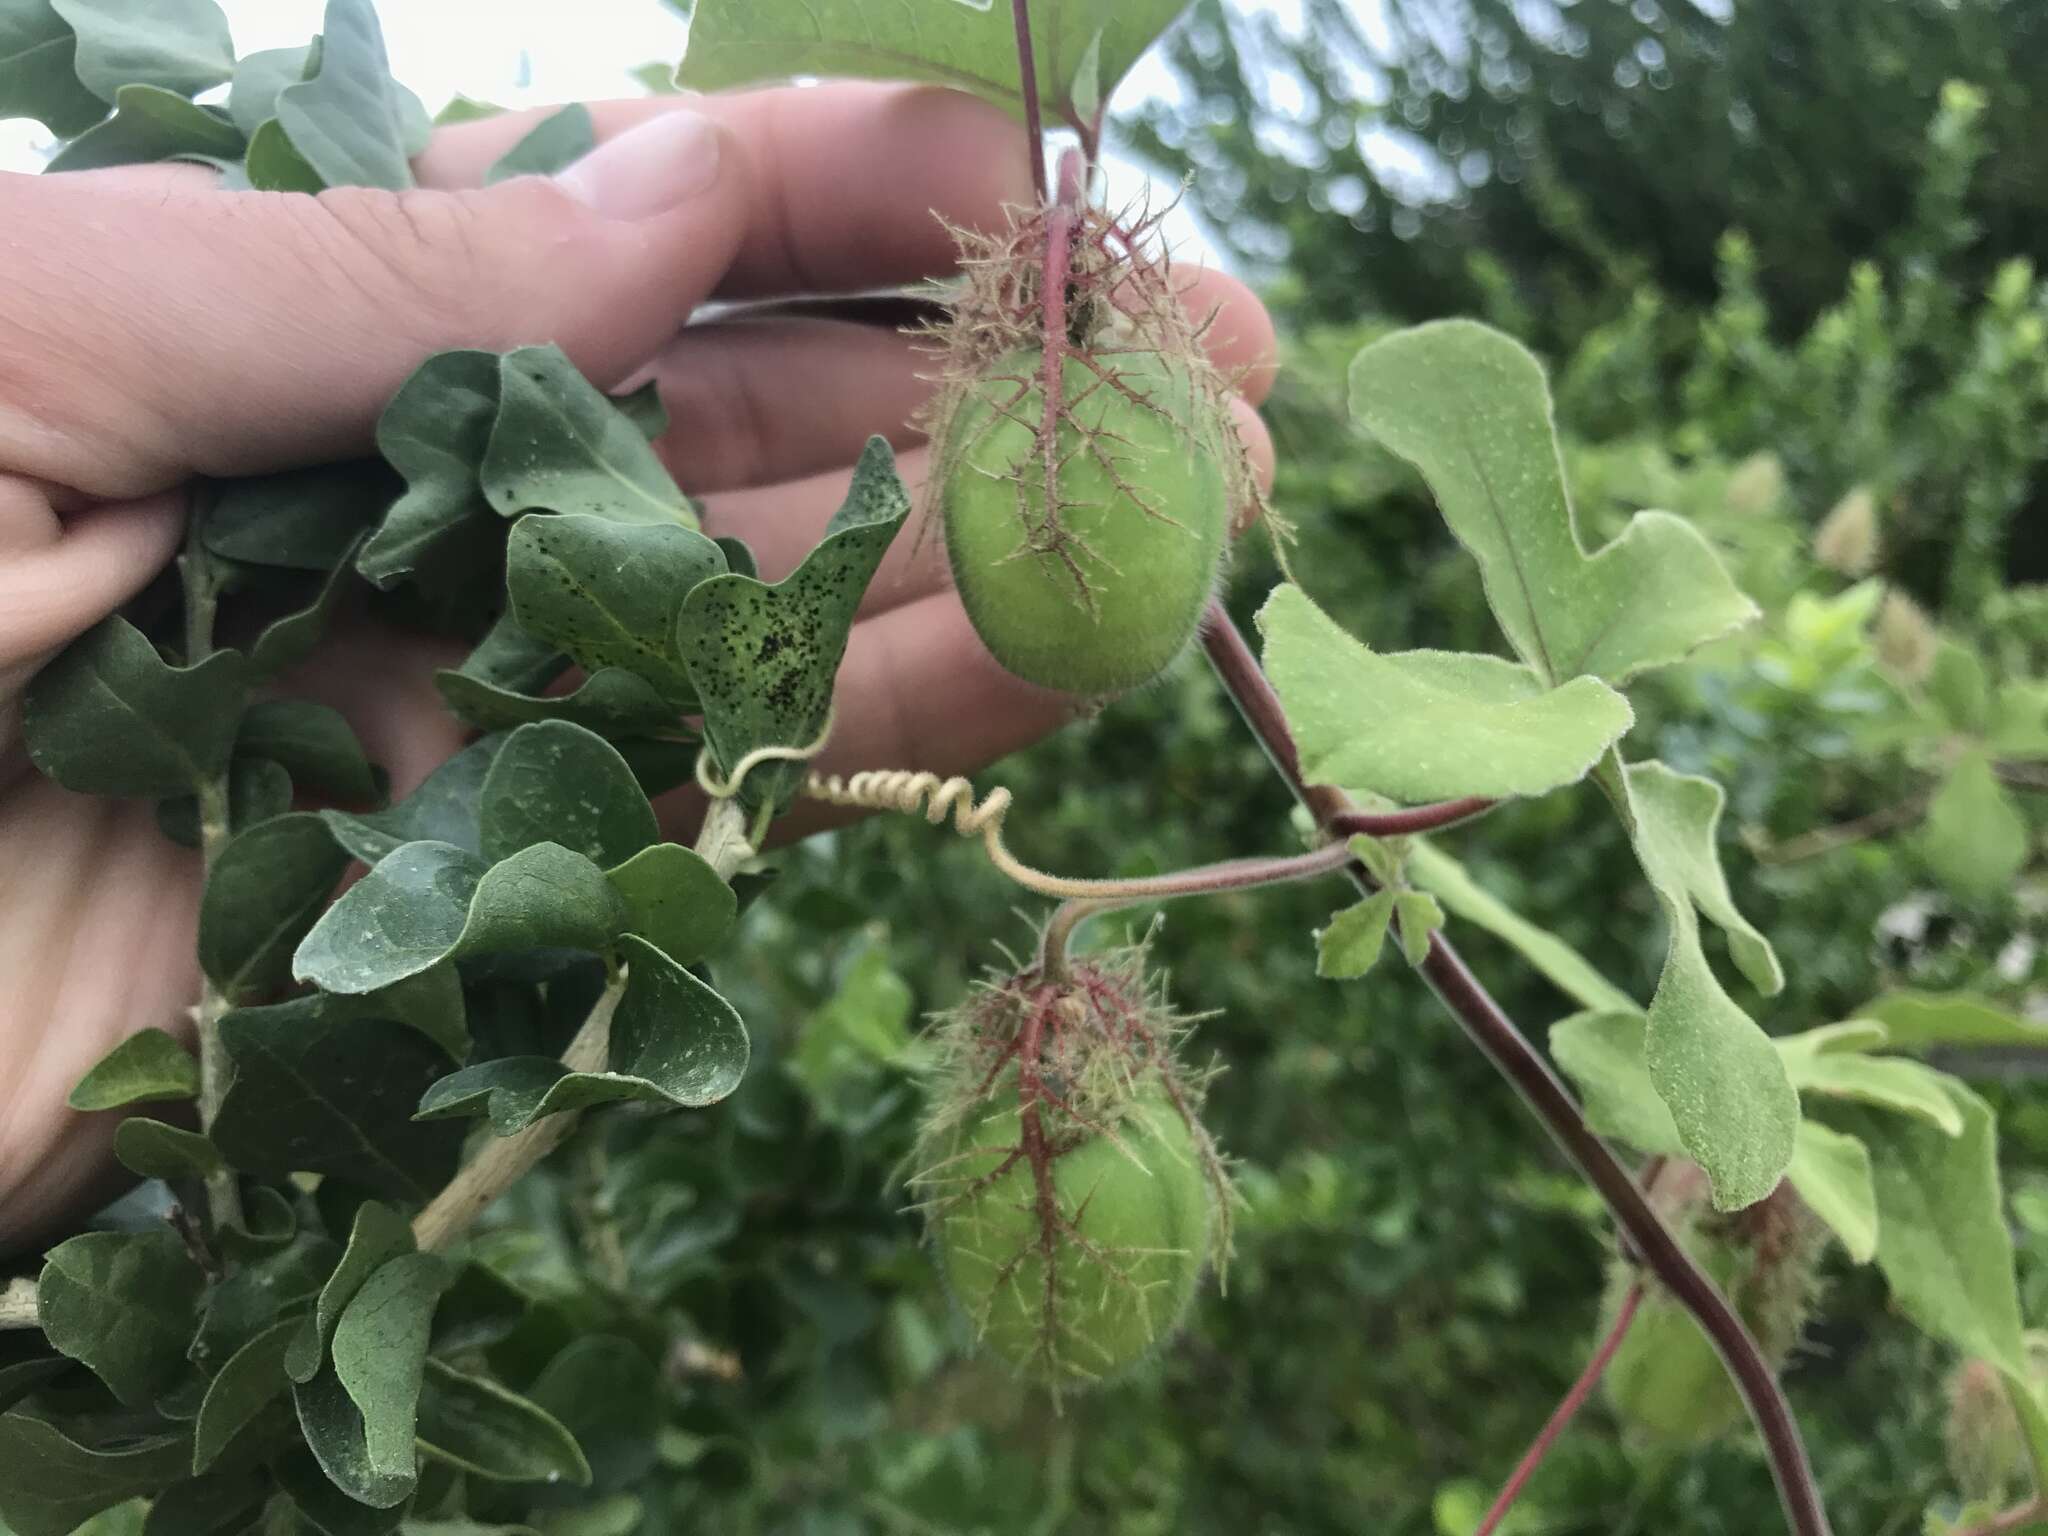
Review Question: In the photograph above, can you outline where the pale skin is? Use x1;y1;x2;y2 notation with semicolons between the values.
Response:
0;85;1278;1249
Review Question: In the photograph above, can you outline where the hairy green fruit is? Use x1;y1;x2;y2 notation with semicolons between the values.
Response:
911;948;1232;1393
931;1073;1210;1386
941;347;1230;695
1946;1357;2027;1504
1602;1161;1827;1446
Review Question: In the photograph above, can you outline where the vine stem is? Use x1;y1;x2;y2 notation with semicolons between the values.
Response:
1198;605;1832;1536
411;800;758;1252
1329;798;1496;837
1037;839;1357;980
0;1276;37;1329
179;518;244;1236
1475;1282;1643;1536
1011;0;1049;205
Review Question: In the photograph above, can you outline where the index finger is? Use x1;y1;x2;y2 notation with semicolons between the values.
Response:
416;85;1033;301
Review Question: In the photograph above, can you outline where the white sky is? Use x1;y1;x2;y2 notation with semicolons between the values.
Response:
0;0;1239;265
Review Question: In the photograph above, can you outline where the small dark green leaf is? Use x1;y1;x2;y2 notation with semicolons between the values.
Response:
320;735;506;864
371;964;470;1061
113;1119;223;1182
236;702;378;804
415;1360;591;1487
434;669;680;738
287;1202;411;1384
192;1319;297;1475
294;840;628;995
418;934;747;1133
273;1450;403;1536
678;436;908;813
242;117;325;192
25;616;249;797
522;1337;655;1493
428;1264;525;1356
275;0;413;190
612;380;668;441
38;1230;204;1408
201;463;392;573
52;0;233;102
248;544;367;677
360;350;501;588
332;1254;449;1482
140;1471;269;1536
483;101;593;182
479;721;659;867
482;347;692;525
226;43;315;137
453;613;565;694
1315;891;1394;979
505;513;724;707
0;3;108;136
605;842;737;967
200;813;352;1002
190;1232;340;1374
0;1414;189;1536
46;82;240;172
68;1029;198;1111
292;1366;415;1510
214;1002;463;1203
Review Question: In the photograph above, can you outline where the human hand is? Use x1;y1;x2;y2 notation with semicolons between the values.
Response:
0;86;1277;1245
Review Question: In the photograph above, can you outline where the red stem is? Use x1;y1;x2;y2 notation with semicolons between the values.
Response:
1011;0;1050;205
1198;605;1832;1536
1475;1283;1643;1536
1329;798;1497;838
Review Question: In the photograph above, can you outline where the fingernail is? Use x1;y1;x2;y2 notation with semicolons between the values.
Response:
557;110;724;219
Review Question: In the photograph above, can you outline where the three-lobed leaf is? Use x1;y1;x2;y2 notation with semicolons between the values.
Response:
1611;758;1796;1210
44;81;240;172
51;0;233;103
678;436;909;813
1350;320;1757;687
1259;583;1633;803
275;0;413;190
24;616;249;798
482;346;692;525
0;3;109;136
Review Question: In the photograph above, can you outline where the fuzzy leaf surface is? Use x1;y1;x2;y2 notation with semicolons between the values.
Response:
213;1001;462;1201
44;82;239;171
1315;891;1394;979
51;0;232;101
416;1360;592;1486
294;1364;414;1509
0;3;107;135
1780;1049;1965;1134
678;437;908;813
192;1318;298;1475
1841;1081;2025;1375
294;840;628;994
0;1415;189;1536
505;512;724;708
1406;841;1639;1014
199;813;352;1002
287;1200;412;1384
1861;990;2048;1050
605;842;737;967
359;349;501;587
1546;1010;1684;1157
482;346;692;525
1785;1119;1878;1265
478;720;659;867
24;616;248;797
1614;759;1796;1209
484;100;593;181
331;1253;450;1483
1258;584;1632;803
275;0;412;189
1350;321;1757;685
679;0;1186;124
67;1028;198;1110
38;1230;204;1407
